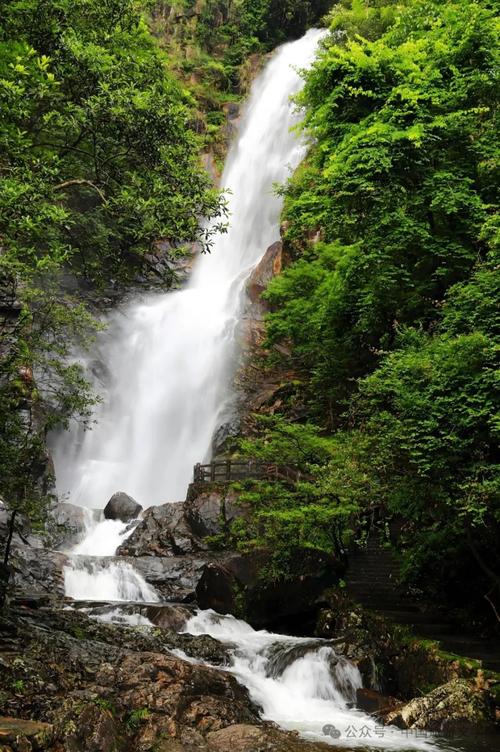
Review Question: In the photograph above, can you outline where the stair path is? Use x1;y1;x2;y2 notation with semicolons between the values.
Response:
345;536;500;673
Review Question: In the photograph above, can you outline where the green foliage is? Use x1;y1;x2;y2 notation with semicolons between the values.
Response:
156;1;330;160
0;0;226;511
127;707;151;729
257;0;499;620
225;417;358;577
0;0;224;286
268;0;498;412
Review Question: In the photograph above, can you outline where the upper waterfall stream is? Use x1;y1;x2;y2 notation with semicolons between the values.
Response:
53;28;326;509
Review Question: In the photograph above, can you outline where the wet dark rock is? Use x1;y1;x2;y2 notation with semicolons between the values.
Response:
128;555;208;602
356;687;400;716
246;241;283;306
0;606;331;752
118;503;195;557
104;492;142;523
265;640;332;679
10;545;67;597
0;507;40;550
196;547;337;629
117;491;249;559
45;502;90;550
145;603;194;631
212;418;240;455
0;716;53;749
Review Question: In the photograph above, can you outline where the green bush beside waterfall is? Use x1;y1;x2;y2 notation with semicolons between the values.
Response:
0;0;226;509
236;0;499;626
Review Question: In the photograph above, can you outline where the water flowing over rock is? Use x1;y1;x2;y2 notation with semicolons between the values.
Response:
21;26;497;752
52;30;327;509
45;502;92;549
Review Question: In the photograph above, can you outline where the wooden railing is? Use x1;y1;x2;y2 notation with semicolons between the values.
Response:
193;460;309;484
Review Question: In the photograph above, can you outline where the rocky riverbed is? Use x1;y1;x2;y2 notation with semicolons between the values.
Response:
1;495;499;752
0;603;334;752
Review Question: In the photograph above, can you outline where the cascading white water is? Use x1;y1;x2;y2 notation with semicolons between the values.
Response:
57;29;326;605
54;31;466;752
184;610;439;750
52;29;326;510
64;559;159;602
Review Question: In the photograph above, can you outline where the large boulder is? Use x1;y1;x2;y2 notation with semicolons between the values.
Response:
246;240;284;306
103;492;142;523
117;491;249;558
185;488;249;540
382;679;496;733
118;502;195;557
127;555;209;602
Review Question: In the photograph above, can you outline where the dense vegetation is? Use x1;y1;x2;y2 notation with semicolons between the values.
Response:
0;0;497;632
151;0;331;164
0;0;226;511
234;0;499;628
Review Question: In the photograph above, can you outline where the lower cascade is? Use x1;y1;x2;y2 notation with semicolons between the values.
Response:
50;28;484;752
182;611;436;750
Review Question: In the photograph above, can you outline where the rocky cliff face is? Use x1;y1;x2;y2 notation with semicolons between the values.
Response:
115;484;339;629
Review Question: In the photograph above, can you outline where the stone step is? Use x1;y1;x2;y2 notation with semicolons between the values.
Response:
347;563;399;577
347;579;398;585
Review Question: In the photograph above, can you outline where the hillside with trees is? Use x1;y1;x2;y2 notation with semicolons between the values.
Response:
235;0;499;629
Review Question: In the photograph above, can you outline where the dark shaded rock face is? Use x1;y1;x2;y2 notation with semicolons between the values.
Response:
114;487;338;629
10;545;67;598
104;492;142;522
185;488;248;540
118;503;196;557
118;489;249;559
356;688;400;716
0;606;331;752
196;547;337;629
127;555;208;602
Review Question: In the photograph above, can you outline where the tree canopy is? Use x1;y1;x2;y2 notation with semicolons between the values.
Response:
240;0;499;623
0;0;225;509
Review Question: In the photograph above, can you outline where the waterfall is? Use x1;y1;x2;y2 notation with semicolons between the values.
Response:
52;29;326;510
184;610;436;750
64;559;159;603
55;30;447;751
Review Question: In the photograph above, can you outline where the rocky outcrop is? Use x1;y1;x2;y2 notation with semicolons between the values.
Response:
45;502;91;549
118;502;197;557
0;605;331;752
104;492;142;523
0;717;53;750
196;548;338;628
382;679;495;733
126;555;208;602
116;487;338;628
10;544;67;598
316;590;494;697
118;488;249;558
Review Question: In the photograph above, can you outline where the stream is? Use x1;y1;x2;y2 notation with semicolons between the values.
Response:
52;30;474;752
